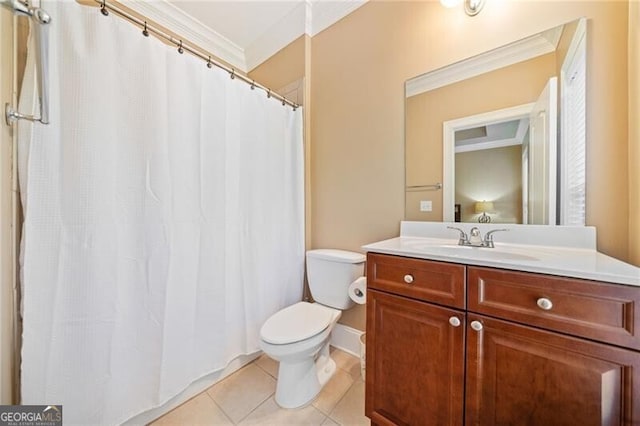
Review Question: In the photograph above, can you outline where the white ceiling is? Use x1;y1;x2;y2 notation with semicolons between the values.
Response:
169;1;302;49
131;0;367;72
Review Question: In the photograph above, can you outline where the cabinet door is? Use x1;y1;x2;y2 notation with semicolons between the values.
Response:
366;289;465;426
465;315;640;426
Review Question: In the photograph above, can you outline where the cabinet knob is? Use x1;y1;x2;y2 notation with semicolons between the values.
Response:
449;316;461;327
403;274;414;284
536;297;553;311
470;320;483;331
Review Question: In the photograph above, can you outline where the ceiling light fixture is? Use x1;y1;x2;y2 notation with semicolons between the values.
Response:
440;0;485;16
464;0;485;16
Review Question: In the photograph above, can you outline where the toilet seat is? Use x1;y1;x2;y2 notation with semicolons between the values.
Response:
260;302;335;345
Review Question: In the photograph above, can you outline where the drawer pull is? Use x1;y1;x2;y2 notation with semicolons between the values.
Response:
449;316;461;327
470;320;483;331
403;274;414;284
536;297;553;311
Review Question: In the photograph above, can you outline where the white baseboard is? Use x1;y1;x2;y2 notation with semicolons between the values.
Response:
330;323;365;358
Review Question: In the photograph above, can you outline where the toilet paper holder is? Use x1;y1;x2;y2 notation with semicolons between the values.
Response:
348;276;367;305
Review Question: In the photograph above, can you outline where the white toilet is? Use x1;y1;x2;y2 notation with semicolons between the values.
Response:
259;249;366;408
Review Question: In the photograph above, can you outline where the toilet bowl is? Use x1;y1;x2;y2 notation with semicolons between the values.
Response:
260;302;341;408
259;249;366;409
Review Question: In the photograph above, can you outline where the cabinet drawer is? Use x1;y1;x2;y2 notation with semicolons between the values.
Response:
468;267;640;349
367;253;465;308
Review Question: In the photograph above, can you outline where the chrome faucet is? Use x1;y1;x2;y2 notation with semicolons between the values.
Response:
482;228;509;248
447;226;508;248
447;226;469;245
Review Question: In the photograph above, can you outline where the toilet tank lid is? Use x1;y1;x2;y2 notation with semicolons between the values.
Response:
307;249;365;264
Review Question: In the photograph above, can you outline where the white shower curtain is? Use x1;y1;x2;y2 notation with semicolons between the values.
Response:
17;2;304;425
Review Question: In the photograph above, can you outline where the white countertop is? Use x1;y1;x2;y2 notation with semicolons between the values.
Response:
362;222;640;287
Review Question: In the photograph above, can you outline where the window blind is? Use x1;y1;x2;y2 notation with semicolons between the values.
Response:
561;31;586;226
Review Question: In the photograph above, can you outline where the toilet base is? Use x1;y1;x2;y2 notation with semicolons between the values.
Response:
274;342;336;409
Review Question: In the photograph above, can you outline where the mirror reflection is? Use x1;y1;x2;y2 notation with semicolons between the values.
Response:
405;18;586;225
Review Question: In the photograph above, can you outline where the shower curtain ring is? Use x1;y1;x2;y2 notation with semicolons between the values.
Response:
100;0;109;16
206;56;213;69
293;104;298;111
250;80;256;90
267;89;271;99
142;22;149;37
177;40;184;54
282;97;286;106
230;69;236;80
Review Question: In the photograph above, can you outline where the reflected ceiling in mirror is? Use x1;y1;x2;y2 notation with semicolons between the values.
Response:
405;18;586;226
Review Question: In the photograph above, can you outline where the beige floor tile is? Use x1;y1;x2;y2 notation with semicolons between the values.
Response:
255;353;279;378
312;369;354;415
321;417;340;426
328;381;369;426
151;393;233;426
239;396;326;425
207;364;276;423
331;348;362;381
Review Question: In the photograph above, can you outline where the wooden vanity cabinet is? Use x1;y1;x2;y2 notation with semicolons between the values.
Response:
365;253;640;425
366;254;466;425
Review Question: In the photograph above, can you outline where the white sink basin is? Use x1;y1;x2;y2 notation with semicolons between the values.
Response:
402;240;540;262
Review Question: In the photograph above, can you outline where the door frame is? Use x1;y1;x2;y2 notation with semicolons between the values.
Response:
442;103;534;222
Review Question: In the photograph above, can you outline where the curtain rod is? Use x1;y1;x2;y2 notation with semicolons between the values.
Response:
90;0;299;111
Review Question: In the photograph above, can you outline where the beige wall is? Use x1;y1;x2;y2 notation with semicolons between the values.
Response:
405;53;555;221
249;35;305;102
630;1;640;266
310;1;631;331
455;145;523;223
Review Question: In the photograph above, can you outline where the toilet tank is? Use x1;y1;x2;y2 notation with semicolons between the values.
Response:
306;249;366;310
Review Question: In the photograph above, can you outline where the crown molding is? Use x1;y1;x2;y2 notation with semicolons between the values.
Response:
245;2;307;72
309;0;367;37
541;24;563;50
304;0;313;35
406;32;558;98
246;0;367;71
123;0;247;71
123;0;368;73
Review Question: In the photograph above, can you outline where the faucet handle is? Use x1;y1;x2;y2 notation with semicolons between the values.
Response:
483;228;509;247
447;226;468;245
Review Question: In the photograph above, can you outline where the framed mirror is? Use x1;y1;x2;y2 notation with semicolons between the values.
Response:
405;18;586;226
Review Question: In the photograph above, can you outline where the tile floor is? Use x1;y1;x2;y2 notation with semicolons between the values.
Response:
151;348;370;426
